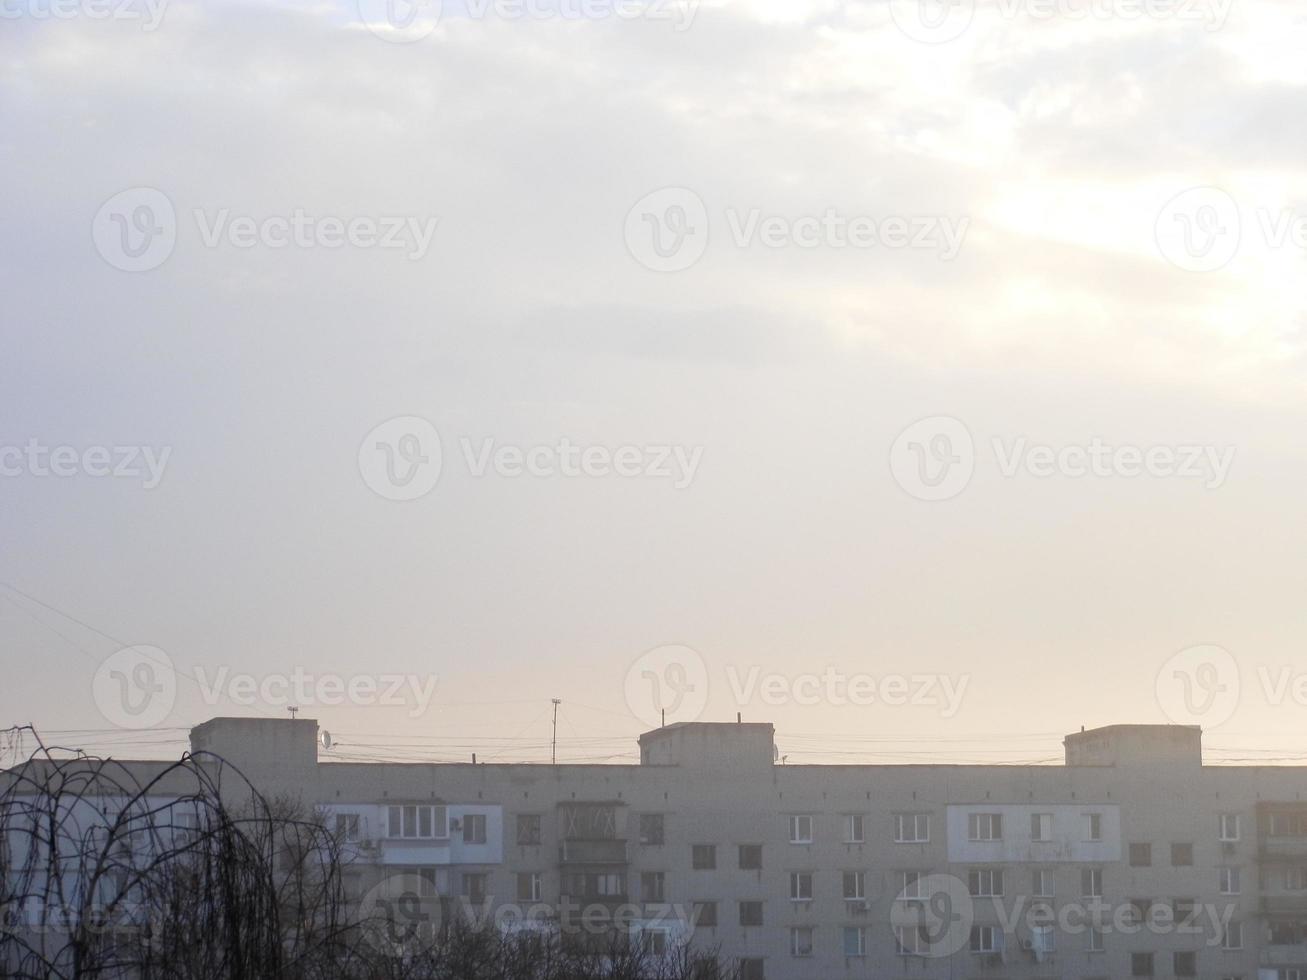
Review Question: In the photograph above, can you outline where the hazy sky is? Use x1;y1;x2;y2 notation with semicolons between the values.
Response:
2;0;1306;767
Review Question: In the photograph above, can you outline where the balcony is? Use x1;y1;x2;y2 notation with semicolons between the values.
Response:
1261;946;1307;968
560;891;630;907
559;839;628;865
1259;839;1307;861
1261;895;1307;916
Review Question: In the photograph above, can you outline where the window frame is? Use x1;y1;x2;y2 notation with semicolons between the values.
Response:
894;812;930;843
788;814;814;844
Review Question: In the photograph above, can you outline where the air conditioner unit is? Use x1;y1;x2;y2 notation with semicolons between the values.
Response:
1020;939;1034;951
451;818;462;831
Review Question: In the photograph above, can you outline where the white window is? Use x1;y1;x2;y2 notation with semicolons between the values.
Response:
789;926;814;956
1083;812;1103;842
898;870;924;899
843;871;865;900
895;813;930;843
175;811;199;846
969;925;1002;953
845;814;865;843
462;813;487;844
401;866;438;897
640;929;668;956
1219;866;1241;895
790;871;813;901
1031;812;1053;841
1033;868;1054;898
1081;867;1103;898
1218;814;1240;841
387;805;448;840
1222;920;1243;949
896;926;929;955
1031;924;1055;954
842;926;866;957
517;871;542;902
1288;867;1307;891
968;868;1004;897
598;873;622;896
335;813;360;842
969;812;1003;841
789;815;813;844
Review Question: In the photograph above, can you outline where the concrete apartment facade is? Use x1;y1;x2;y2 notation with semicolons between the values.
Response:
15;717;1307;980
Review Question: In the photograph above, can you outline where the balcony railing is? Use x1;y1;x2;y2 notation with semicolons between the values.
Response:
1260;839;1307;861
1260;945;1307;967
1261;895;1307;916
559;839;628;864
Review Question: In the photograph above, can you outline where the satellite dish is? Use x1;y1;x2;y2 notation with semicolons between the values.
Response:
320;731;333;751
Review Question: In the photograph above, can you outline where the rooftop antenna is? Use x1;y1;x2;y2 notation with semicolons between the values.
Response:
287;706;299;720
551;699;561;765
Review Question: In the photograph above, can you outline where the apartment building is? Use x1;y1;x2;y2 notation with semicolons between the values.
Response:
11;716;1307;980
